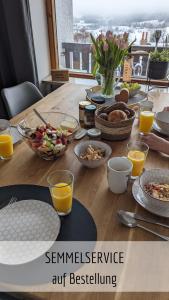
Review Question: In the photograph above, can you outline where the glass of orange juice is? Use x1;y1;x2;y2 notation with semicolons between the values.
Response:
127;141;149;179
139;111;154;134
0;119;13;160
47;170;74;216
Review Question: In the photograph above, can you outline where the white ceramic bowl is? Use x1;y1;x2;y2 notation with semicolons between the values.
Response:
139;169;169;210
155;111;169;133
74;140;112;168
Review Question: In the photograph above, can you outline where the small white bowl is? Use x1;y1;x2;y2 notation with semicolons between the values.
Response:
74;140;112;168
139;169;169;210
155;111;169;133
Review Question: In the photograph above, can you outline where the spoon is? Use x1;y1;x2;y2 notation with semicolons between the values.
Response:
117;210;169;241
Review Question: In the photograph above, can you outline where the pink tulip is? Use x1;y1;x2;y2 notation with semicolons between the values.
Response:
103;42;109;51
97;33;105;42
106;30;113;40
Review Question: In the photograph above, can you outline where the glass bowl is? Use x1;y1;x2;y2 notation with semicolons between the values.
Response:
17;112;79;160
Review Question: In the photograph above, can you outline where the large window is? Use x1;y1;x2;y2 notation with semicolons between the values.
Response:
53;0;169;79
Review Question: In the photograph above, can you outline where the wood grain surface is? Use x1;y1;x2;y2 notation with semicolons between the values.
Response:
1;83;169;300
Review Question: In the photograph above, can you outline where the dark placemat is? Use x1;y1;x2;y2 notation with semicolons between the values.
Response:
0;185;97;286
0;184;97;242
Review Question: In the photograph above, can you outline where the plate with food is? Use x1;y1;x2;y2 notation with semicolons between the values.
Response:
132;177;169;218
120;82;141;97
74;140;112;168
139;169;169;208
86;85;147;108
17;112;79;160
153;121;169;137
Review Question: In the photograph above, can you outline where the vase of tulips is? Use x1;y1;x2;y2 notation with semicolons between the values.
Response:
91;31;134;98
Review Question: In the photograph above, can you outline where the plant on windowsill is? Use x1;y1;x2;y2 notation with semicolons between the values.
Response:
90;31;135;98
148;49;169;80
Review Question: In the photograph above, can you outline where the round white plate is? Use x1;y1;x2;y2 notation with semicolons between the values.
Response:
153;121;169;137
0;200;60;265
10;126;22;144
132;179;169;218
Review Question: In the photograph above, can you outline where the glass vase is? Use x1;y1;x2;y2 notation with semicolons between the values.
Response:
100;68;120;98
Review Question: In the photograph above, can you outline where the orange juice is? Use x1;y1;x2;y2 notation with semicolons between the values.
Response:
128;150;145;177
139;111;154;134
0;134;13;159
51;182;72;214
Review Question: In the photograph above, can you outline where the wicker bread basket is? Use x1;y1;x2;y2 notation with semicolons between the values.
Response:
95;102;135;141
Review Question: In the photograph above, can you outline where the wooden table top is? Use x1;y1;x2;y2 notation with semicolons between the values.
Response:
1;83;169;300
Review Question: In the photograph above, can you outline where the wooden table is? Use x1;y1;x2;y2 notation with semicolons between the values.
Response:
1;83;169;300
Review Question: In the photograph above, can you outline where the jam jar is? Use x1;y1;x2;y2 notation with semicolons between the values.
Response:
84;104;96;129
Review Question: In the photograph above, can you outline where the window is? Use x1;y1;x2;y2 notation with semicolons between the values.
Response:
49;0;169;80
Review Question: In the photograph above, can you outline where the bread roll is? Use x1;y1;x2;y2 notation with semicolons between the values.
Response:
99;113;108;121
115;88;129;104
108;110;127;123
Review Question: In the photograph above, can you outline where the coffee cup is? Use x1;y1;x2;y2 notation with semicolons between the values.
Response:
107;157;133;194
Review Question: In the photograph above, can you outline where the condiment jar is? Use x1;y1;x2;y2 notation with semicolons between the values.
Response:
79;101;91;126
84;104;96;129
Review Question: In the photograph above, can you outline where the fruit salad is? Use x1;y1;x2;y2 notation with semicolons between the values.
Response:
27;124;72;160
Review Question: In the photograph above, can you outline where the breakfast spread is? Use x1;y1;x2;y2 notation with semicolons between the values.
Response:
144;183;169;201
80;145;105;161
27;124;72;159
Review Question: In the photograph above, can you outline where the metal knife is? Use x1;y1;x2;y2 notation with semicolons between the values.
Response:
122;210;169;229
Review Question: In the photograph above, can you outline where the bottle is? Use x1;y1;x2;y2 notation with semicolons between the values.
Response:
122;47;133;83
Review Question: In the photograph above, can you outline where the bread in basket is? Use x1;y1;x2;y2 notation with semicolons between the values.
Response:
95;102;135;141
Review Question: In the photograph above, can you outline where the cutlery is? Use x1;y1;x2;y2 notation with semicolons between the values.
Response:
117;210;169;241
33;109;48;125
120;210;169;229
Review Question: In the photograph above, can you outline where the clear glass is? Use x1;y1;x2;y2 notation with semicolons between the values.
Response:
139;111;154;134
101;67;121;98
47;170;74;216
127;141;149;179
0;119;13;160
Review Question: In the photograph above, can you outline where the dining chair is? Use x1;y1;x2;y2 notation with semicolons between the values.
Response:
1;81;43;118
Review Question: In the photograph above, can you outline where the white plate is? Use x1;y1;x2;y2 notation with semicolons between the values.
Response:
11;126;22;144
153;121;169;137
132;179;169;218
0;200;60;265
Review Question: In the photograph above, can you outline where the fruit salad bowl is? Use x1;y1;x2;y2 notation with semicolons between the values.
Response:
17;112;79;160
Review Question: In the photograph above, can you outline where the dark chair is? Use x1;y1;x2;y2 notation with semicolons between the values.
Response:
1;81;43;118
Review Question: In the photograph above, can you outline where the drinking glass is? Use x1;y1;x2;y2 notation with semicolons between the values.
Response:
127;141;149;179
0;119;13;160
47;170;74;216
139;111;154;134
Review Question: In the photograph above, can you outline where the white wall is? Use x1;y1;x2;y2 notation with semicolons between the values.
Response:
29;0;51;82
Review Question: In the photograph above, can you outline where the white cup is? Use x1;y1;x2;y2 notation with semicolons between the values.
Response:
107;157;133;194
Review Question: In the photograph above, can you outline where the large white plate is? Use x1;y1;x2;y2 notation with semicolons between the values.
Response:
132;179;169;218
153;121;169;137
10;126;22;144
0;200;60;265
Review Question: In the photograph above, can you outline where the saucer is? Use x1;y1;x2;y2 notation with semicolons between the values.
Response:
153;121;169;137
132;178;169;218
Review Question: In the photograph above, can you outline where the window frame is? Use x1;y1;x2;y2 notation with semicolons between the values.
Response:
45;0;169;86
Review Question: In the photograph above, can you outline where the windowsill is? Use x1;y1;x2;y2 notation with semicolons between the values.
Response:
42;75;97;86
